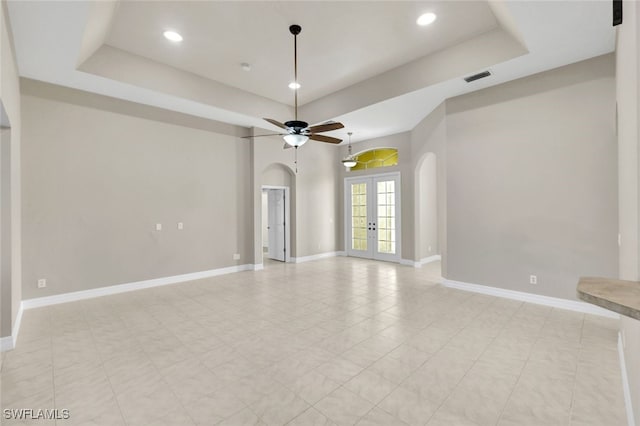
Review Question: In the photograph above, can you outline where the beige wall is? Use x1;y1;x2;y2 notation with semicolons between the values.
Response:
445;54;617;300
0;0;22;340
616;1;640;423
21;84;253;299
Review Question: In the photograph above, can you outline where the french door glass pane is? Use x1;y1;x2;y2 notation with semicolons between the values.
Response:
376;179;396;254
351;183;367;251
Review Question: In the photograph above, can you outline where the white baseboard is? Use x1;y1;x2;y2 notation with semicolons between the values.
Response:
442;279;619;319
253;264;264;271
1;301;24;352
619;332;637;426
0;336;12;351
400;255;441;268
22;264;254;310
420;255;441;265
292;251;343;264
400;259;420;267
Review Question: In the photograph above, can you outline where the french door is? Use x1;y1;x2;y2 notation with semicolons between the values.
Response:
345;173;401;261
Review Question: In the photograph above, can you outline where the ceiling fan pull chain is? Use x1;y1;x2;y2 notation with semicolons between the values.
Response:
294;146;298;174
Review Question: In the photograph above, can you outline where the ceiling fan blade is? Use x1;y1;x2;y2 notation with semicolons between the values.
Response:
309;134;342;144
264;118;289;130
241;133;286;139
307;122;344;133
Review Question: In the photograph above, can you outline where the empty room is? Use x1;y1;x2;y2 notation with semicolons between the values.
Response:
1;1;639;425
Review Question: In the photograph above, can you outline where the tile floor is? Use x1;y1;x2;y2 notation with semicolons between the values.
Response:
0;258;627;426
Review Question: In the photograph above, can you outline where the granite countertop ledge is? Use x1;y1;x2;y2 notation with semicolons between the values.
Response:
578;277;640;320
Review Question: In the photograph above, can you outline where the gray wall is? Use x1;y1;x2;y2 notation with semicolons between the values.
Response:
1;0;22;341
21;83;253;299
445;54;618;300
616;1;640;423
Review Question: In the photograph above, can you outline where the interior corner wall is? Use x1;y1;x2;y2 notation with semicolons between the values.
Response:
445;53;617;301
417;154;437;259
294;143;340;257
616;1;640;424
21;86;253;299
1;0;22;340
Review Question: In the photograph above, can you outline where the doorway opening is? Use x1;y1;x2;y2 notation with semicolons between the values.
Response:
261;186;291;264
1;101;12;343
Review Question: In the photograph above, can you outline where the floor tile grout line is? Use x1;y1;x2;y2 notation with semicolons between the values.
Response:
567;315;587;424
6;258;624;426
416;295;524;425
82;304;128;426
493;304;555;426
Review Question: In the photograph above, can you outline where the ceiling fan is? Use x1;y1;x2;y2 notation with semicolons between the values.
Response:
243;24;345;148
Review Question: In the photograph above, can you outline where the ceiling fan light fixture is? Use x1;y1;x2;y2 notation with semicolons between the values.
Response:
283;134;309;147
417;12;437;26
163;30;183;42
342;158;357;169
288;82;301;90
342;132;357;169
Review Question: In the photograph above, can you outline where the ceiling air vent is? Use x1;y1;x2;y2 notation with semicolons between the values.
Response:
464;71;491;83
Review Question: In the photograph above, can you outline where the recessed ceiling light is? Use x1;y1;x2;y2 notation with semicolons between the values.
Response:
288;82;301;90
163;30;183;42
241;62;251;71
417;13;437;26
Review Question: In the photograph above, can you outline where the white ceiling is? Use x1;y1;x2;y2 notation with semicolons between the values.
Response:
106;1;498;106
7;1;615;144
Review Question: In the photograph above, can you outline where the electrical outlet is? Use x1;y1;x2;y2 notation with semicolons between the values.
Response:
529;275;537;285
156;223;162;231
177;222;184;230
233;253;240;260
37;279;47;288
618;233;622;247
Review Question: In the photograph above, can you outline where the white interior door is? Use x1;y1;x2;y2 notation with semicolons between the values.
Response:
346;173;401;261
267;189;286;261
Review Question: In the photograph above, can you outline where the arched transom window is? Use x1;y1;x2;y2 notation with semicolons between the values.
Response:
350;148;398;171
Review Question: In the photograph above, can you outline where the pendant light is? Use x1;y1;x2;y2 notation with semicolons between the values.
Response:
342;132;358;169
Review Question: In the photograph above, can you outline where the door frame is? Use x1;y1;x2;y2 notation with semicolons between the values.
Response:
344;172;402;262
261;185;291;263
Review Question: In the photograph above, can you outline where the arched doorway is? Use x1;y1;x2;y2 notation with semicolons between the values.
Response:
260;163;294;265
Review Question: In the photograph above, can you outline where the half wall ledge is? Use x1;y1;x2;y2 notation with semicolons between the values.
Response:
578;277;640;320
